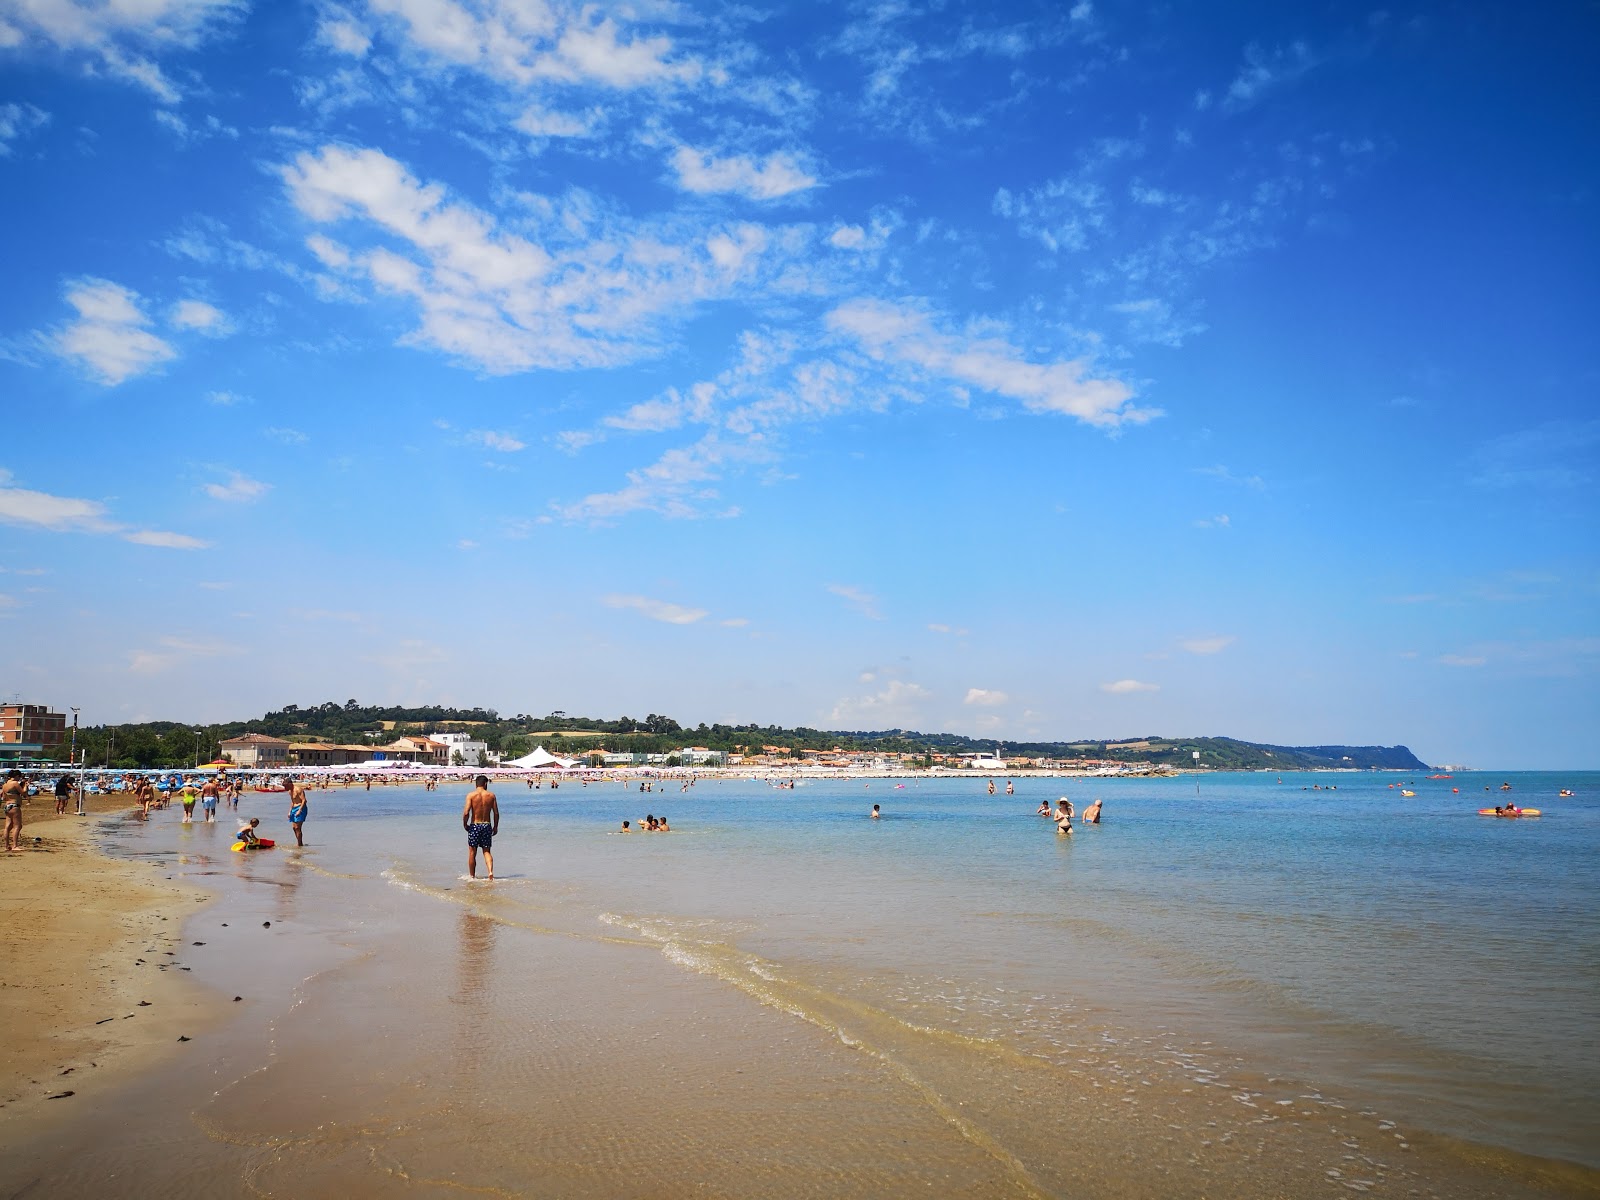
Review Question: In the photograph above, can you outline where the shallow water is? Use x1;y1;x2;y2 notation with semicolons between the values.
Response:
6;769;1596;1197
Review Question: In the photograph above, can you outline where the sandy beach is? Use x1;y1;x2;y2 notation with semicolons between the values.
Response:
0;792;215;1138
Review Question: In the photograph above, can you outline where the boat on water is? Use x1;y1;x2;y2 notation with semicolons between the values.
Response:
1401;789;1416;797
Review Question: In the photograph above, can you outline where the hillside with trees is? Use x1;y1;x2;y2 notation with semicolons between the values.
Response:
53;701;1429;772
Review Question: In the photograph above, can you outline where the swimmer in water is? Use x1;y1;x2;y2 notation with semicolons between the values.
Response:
1082;797;1103;825
871;803;880;819
1054;798;1073;834
1036;800;1051;816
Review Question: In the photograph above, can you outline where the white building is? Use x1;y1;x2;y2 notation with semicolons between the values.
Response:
432;731;493;766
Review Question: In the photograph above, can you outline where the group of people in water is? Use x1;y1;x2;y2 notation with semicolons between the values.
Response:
618;814;672;832
1036;795;1103;833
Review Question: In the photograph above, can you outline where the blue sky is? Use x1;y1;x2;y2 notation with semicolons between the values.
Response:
1;0;1595;767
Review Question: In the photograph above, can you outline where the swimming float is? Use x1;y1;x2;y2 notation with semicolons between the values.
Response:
231;838;277;852
1477;809;1540;818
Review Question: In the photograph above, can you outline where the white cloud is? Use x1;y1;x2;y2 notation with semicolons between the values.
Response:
265;426;309;444
828;224;865;249
282;144;804;374
927;622;969;636
1193;514;1230;528
206;389;249;406
601;594;708;625
828;679;931;726
358;0;700;91
469;430;526;452
318;8;371;56
827;583;882;620
0;102;49;155
556;431;762;521
964;688;1008;707
122;529;208;549
0;475;203;548
1100;679;1159;694
170;298;229;333
670;146;818;201
50;278;176;385
1180;635;1235;655
515;103;601;139
719;617;750;628
0;0;243;102
203;471;270;503
1439;654;1486;668
828;298;1153;428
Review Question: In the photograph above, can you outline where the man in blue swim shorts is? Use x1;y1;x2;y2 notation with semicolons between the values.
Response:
286;777;309;847
461;774;499;880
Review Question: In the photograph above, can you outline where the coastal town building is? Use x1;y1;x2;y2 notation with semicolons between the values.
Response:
0;702;67;764
430;731;490;766
218;733;290;768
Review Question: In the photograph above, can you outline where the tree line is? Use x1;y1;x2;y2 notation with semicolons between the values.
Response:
44;702;1425;772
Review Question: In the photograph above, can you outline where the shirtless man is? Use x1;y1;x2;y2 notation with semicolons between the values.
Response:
462;775;499;880
200;777;221;822
3;771;27;852
286;778;309;847
1082;797;1103;825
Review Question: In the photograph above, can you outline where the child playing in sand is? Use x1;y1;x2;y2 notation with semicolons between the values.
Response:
237;817;261;847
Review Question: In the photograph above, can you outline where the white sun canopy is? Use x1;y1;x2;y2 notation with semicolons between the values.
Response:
505;745;580;770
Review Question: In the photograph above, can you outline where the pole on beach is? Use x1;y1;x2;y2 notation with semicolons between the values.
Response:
1193;749;1200;797
71;708;85;816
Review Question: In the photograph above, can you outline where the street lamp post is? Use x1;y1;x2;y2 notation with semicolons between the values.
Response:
194;730;201;769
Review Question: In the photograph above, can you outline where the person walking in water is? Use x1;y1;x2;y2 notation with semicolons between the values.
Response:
462;774;499;880
286;777;309;847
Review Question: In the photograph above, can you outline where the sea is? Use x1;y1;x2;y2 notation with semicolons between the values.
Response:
7;769;1597;1198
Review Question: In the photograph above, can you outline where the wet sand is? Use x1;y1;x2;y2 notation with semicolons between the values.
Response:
0;793;215;1138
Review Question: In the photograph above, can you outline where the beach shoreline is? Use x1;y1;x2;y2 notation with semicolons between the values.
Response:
0;793;220;1140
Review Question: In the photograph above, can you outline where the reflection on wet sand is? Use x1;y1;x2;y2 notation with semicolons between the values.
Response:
452;909;497;1078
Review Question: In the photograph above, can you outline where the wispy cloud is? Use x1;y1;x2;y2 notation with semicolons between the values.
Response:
602;594;709;625
1195;464;1265;489
283;144;812;375
203;472;270;503
468;430;526;452
927;622;969;636
828;298;1153;428
0;0;243;103
670;146;818;201
1100;679;1159;694
1222;41;1318;112
1439;654;1486;668
828;679;931;726
1180;635;1235;655
964;687;1008;707
0;103;50;155
0;473;206;548
357;1;703;91
827;583;882;620
129;634;245;674
1193;513;1230;528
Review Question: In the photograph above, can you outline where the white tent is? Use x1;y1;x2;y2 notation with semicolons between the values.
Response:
506;745;580;770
